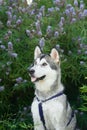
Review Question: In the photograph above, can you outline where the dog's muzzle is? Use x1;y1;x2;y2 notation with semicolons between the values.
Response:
28;69;46;82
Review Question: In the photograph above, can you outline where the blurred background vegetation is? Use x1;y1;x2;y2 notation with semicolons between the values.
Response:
0;0;87;129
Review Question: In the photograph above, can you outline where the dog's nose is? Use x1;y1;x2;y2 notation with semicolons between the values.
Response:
29;69;35;75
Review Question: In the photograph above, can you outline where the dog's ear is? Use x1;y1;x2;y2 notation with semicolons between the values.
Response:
50;48;59;63
34;46;42;59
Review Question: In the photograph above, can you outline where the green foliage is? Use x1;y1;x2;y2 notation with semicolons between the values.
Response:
80;82;87;112
76;78;87;130
0;120;33;130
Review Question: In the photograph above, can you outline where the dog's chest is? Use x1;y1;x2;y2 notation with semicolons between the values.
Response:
31;97;64;128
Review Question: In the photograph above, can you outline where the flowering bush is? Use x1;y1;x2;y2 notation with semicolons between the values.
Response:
80;77;87;113
80;84;87;112
76;77;87;130
0;0;87;129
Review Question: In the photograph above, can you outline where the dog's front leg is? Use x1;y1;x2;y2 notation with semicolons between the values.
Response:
55;126;65;130
31;100;45;130
32;115;45;130
34;123;45;130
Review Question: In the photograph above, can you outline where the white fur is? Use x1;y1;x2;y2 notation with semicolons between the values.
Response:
31;94;76;130
30;46;76;130
32;58;57;92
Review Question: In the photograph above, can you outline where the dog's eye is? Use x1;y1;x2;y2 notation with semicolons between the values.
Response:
42;63;47;66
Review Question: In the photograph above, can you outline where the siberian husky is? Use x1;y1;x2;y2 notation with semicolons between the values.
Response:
29;46;76;130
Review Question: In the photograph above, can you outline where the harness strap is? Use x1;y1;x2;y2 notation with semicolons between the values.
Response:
36;91;75;129
36;90;64;103
38;103;47;130
36;90;64;130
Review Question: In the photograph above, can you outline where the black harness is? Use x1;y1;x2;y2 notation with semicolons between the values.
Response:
36;91;75;130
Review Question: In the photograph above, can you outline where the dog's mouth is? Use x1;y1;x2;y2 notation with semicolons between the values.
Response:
31;75;46;82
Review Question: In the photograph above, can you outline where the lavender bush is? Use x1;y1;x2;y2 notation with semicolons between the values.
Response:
0;0;87;129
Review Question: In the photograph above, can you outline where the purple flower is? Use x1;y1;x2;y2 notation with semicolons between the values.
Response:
78;37;81;43
35;20;41;32
36;13;42;20
74;0;78;7
61;17;65;23
0;86;5;92
46;25;52;36
84;51;87;55
54;0;62;6
72;11;76;17
55;7;60;12
80;61;85;65
23;80;27;83
6;71;10;75
8;6;13;12
30;10;35;15
7;20;11;27
80;1;84;10
6;11;12;20
48;7;54;13
23;107;27;111
77;50;81;54
83;9;87;17
54;31;59;37
13;15;17;21
68;50;72;55
16;19;22;26
14;83;18;87
80;111;84;115
56;44;60;49
16;77;23;84
40;6;45;16
8;30;12;36
0;45;6;50
59;27;64;33
26;29;34;38
71;18;76;23
37;31;42;37
69;7;74;13
8;41;13;52
66;4;72;9
65;9;70;16
16;38;20;42
79;43;83;48
0;40;2;44
10;52;18;58
6;61;12;66
78;12;84;19
9;0;13;3
22;8;26;13
26;29;30;37
60;49;64;53
59;21;63;27
0;0;3;5
39;37;45;49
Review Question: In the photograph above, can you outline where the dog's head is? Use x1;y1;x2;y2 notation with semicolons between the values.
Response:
28;46;60;86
